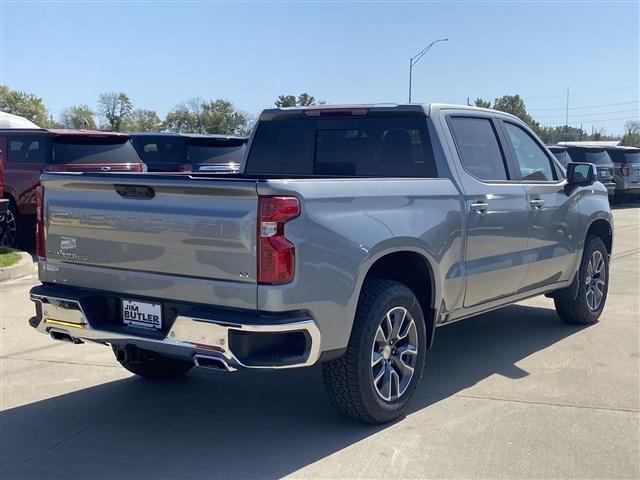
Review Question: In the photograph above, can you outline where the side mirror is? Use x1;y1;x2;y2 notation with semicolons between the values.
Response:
566;162;596;186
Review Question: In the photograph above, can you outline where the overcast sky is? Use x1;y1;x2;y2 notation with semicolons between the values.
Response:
1;1;638;134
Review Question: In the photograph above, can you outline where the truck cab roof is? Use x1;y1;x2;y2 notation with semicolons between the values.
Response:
260;103;517;123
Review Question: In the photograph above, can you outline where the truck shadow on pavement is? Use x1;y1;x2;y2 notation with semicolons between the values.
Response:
1;304;589;479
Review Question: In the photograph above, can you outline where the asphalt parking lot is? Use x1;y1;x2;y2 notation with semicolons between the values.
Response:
1;204;638;480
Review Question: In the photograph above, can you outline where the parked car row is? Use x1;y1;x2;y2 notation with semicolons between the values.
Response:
1;113;637;250
130;133;247;173
549;144;640;202
0;125;248;247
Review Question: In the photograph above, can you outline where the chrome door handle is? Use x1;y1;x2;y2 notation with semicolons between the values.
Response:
530;199;545;209
470;201;489;213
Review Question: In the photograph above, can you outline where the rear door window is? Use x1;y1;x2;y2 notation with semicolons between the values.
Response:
246;116;437;177
187;139;246;165
448;117;509;181
8;136;48;164
503;122;556;181
624;151;640;164
51;137;140;164
584;150;612;165
132;137;187;164
551;150;571;167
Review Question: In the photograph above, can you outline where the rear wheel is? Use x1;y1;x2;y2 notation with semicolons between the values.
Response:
0;201;20;248
113;346;193;379
554;235;609;325
613;191;627;204
322;279;426;424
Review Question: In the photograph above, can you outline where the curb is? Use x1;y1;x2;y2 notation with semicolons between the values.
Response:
0;250;37;283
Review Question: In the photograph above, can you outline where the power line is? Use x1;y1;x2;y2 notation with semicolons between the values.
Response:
541;116;638;126
530;100;639;112
536;108;640;119
524;85;639;102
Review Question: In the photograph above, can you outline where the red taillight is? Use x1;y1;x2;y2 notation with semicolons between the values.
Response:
257;196;300;285
177;163;193;172
621;165;630;176
35;186;45;258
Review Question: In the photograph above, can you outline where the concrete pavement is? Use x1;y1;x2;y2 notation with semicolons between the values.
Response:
1;206;638;479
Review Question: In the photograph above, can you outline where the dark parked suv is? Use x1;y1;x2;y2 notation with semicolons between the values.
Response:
0;129;143;248
565;146;615;196
604;146;640;201
130;133;247;173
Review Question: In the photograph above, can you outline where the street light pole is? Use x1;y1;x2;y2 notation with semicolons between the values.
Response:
408;38;449;103
409;58;413;104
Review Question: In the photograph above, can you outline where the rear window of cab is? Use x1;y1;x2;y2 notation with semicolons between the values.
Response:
246;116;438;177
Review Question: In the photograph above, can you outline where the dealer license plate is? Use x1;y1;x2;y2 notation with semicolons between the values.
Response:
122;299;162;330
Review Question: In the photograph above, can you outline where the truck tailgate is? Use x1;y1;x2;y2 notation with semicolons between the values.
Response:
40;173;259;309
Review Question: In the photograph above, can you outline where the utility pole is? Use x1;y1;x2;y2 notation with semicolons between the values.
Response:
408;38;449;102
409;59;413;103
564;86;569;142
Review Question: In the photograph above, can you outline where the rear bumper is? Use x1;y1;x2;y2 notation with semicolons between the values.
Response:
615;179;640;193
29;284;321;371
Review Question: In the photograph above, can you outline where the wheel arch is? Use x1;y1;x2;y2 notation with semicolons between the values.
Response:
354;248;439;349
586;218;613;255
2;190;17;205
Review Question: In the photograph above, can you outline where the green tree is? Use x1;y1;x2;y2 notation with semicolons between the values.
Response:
275;95;297;108
536;125;587;144
122;109;162;132
474;98;492;108
491;94;539;130
275;92;325;108
97;92;133;131
59;104;96;129
621;120;640;147
297;93;319;106
165;98;251;135
0;85;51;127
164;98;203;133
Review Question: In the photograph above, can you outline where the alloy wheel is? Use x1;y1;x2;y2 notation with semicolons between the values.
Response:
585;250;606;311
0;209;17;248
370;306;419;402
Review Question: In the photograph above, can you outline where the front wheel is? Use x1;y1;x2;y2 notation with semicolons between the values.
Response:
554;235;609;324
322;279;427;424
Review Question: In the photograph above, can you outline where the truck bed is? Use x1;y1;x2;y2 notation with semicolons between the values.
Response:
40;172;260;310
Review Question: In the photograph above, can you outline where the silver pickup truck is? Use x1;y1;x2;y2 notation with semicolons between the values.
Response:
29;104;613;423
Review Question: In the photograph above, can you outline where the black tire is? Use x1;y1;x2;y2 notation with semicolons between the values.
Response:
0;200;20;248
554;235;609;325
113;346;193;379
322;279;427;424
612;192;626;205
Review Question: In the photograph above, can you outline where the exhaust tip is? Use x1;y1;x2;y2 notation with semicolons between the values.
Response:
194;355;233;372
49;329;82;344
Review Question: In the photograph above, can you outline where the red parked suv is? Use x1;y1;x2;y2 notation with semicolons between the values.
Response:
0;128;144;248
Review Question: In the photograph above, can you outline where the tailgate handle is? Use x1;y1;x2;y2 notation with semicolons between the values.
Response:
114;184;155;200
